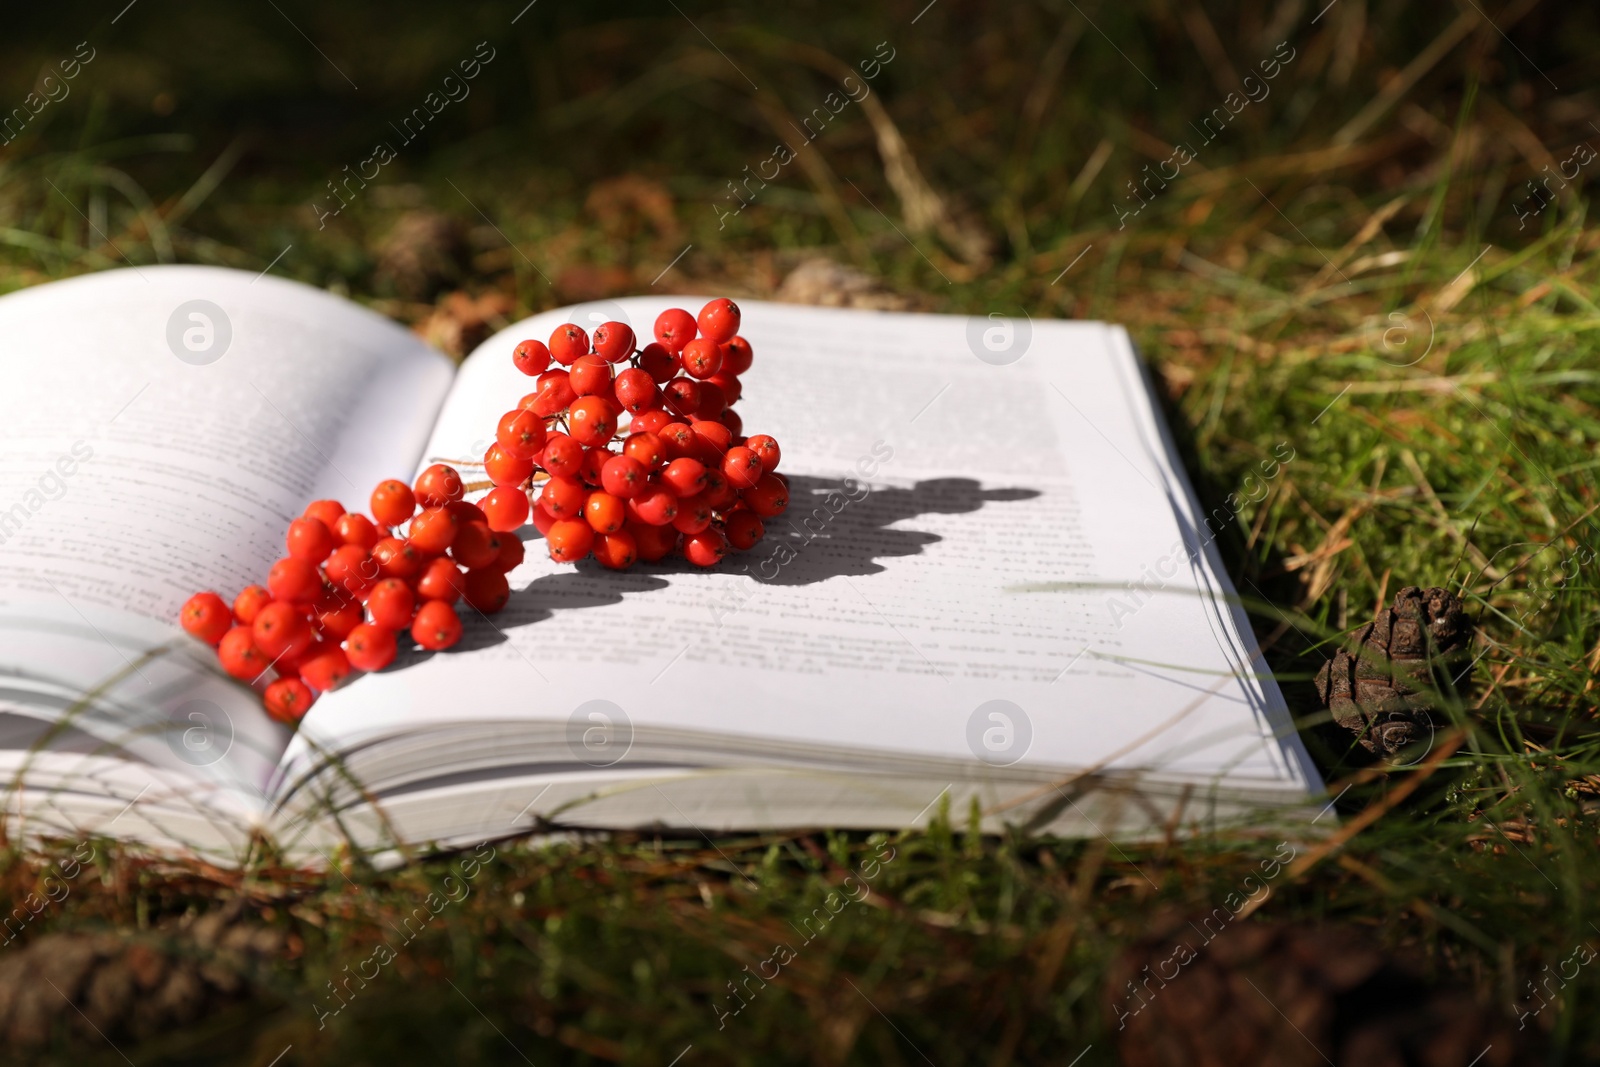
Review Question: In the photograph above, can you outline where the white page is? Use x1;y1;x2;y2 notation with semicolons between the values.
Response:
289;298;1318;800
0;266;455;826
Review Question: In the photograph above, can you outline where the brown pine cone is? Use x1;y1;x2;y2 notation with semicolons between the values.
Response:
372;210;468;301
775;257;920;311
415;288;515;359
0;904;285;1049
1314;586;1473;756
1106;920;1538;1067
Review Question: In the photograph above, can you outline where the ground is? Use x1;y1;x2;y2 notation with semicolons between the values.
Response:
0;1;1597;1063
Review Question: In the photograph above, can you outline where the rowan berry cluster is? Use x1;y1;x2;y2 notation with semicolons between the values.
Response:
178;299;785;723
179;474;522;722
489;298;786;571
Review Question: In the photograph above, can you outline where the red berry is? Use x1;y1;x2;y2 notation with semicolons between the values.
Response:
232;585;272;625
680;337;723;380
335;512;380;550
694;381;726;421
631;410;672;436
584;491;626;534
627;520;679;562
568;396;619;447
637;342;677;383
299;644;352;692
493;532;526;572
719;408;743;437
484;442;535;487
720;335;754;375
542;433;584;477
653;308;697;353
497;409;547;460
463;568;511;614
437;497;477;529
412;601;463;650
513;338;551;376
723;446;763;489
367;578;416;630
626;487;679;526
531;500;557;537
372;536;424;580
672;493;713;535
324;544;376;597
694;436;726;467
691;418;735;455
623;431;667;470
593;530;638;570
744;473;789;517
409;507;459;555
702;468;738;510
725;509;765;550
253;601;313;662
530;370;578;416
304;500;345;528
656;422;696;460
438;497;477;524
707;371;741;407
180;592;231;645
601;454;648;499
546;519;595;563
417;557;466;604
315;592;364;638
268;557;321;603
697;298;740;344
662;377;702;418
218;626;269;680
548;323;589;366
451;520;502;570
614;367;659;414
371;479;417;528
661;457;707;496
286;517;336;563
483;485;531;531
414;464;464;508
683;527;729;567
578;446;611;487
592;321;636;364
570;354;614;397
541;475;588;519
745;434;780;472
345;623;398;672
263;677;316;723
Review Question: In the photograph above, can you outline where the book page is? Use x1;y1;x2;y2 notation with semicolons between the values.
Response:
288;297;1317;801
0;266;454;818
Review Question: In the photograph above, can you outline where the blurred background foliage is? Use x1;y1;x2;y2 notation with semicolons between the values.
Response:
0;0;1594;301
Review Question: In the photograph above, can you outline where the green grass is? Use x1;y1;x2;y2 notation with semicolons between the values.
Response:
2;1;1600;1063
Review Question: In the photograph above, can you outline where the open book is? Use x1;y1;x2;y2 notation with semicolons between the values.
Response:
0;265;1321;864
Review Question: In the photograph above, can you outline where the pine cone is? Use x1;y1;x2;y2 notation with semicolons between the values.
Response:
415;289;515;359
373;210;468;301
775;257;919;311
1314;586;1473;756
1106;920;1538;1067
0;904;285;1049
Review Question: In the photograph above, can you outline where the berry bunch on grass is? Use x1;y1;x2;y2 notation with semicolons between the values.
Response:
179;299;787;724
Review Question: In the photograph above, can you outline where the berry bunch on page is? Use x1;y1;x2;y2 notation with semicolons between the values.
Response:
498;299;785;571
179;299;787;724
